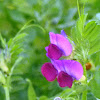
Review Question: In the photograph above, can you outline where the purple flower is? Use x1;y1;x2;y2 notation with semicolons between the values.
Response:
41;60;83;88
41;30;83;88
45;30;72;60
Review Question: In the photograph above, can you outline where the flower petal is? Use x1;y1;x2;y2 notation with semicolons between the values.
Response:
45;46;48;52
49;32;72;56
61;30;67;37
49;32;57;45
51;60;66;73
41;63;58;81
47;44;63;59
63;60;83;80
45;46;49;57
57;71;73;88
51;60;83;80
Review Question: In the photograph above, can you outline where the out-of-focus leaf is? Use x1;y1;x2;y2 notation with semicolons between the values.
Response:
27;79;36;100
58;88;78;100
0;71;6;84
0;52;9;72
7;38;13;48
8;10;26;23
74;83;87;94
10;79;27;93
87;93;96;100
39;96;48;100
11;76;23;83
0;86;5;100
13;33;27;42
0;33;6;48
7;33;26;48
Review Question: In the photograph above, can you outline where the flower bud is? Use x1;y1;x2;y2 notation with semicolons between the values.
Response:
79;75;86;82
85;62;91;70
54;97;61;100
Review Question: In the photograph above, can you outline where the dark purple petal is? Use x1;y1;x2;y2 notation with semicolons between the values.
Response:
41;63;58;81
47;44;63;60
49;32;72;56
61;30;67;37
51;60;83;80
57;71;73;88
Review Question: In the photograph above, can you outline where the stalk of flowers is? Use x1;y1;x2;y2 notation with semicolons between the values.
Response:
41;30;83;88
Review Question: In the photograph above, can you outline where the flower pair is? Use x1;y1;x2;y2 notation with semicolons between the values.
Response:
41;30;83;88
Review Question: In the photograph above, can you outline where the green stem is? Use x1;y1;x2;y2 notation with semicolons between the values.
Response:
4;86;10;100
82;64;87;100
82;91;87;100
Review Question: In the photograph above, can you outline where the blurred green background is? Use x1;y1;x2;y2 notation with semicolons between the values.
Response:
0;0;100;100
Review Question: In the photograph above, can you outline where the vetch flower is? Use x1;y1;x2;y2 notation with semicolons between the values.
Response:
41;60;83;88
45;30;72;60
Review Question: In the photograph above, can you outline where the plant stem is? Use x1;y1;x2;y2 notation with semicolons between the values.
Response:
82;64;87;100
4;86;10;100
82;91;87;100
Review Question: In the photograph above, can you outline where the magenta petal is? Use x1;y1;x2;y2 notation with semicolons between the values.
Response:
51;60;83;80
47;44;63;60
45;46;49;57
41;63;58;81
49;32;72;56
57;71;73;88
51;60;66;73
45;46;48;52
63;60;83;80
61;30;67;37
49;32;57;45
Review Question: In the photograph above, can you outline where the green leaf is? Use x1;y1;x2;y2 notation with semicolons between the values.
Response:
89;69;100;99
8;33;26;49
13;33;27;42
7;38;13;48
11;76;23;82
71;14;87;44
86;25;100;43
0;52;9;72
0;33;6;48
27;79;36;100
74;83;87;94
83;21;100;55
87;93;96;100
89;40;100;55
83;21;96;37
10;79;27;93
91;51;100;66
76;14;87;35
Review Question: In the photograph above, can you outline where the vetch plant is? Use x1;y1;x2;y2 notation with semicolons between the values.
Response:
0;0;100;100
41;1;100;100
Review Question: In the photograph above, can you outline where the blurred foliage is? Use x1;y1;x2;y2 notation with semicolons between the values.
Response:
0;0;100;100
